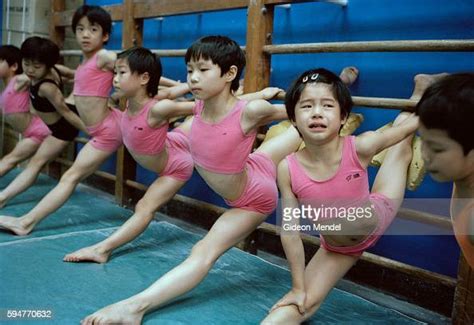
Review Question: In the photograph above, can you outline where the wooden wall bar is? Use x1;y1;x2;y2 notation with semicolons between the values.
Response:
264;40;474;54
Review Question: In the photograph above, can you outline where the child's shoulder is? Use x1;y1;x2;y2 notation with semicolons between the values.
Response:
96;49;117;70
242;98;272;117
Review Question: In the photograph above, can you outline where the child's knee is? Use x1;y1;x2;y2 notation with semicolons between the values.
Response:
60;168;83;185
190;240;217;267
134;199;156;219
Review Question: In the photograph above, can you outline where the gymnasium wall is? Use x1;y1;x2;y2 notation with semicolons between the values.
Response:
70;0;474;276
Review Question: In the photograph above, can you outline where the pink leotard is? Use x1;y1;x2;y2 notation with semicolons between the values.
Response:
287;136;396;256
73;53;113;97
120;99;193;181
121;99;166;155
1;76;50;143
0;76;30;114
189;99;277;214
189;100;256;174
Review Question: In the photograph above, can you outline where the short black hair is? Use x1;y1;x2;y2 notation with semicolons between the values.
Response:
285;68;353;122
416;73;474;155
0;45;23;74
20;37;60;68
117;47;162;97
72;5;112;42
185;35;245;92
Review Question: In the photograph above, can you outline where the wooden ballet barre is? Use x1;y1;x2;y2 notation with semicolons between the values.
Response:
275;92;418;110
352;96;417;110
61;49;187;57
398;208;452;230
150;49;188;57
52;1;312;27
125;179;148;192
263;40;474;54
61;48;244;58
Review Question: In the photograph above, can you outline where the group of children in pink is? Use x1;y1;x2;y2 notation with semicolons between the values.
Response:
0;4;472;325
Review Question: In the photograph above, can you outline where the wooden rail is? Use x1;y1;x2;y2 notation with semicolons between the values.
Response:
263;40;474;54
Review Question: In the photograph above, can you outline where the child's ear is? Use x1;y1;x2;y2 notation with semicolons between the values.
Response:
102;33;110;44
11;62;19;73
140;72;150;86
340;113;348;126
225;65;238;83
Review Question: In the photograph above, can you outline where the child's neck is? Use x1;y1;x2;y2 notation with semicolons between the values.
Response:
83;47;103;60
202;88;237;120
127;92;152;114
303;134;343;162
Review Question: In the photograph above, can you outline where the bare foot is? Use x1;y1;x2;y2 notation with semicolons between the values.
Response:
81;300;145;325
0;216;32;236
410;73;449;101
339;66;359;86
64;244;111;264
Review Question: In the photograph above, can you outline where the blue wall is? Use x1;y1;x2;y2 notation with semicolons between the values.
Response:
86;0;474;277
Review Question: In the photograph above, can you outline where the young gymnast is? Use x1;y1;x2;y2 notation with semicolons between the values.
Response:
261;68;418;324
80;35;302;324
416;73;474;268
63;47;195;263
0;5;121;235
0;38;86;209
0;45;50;176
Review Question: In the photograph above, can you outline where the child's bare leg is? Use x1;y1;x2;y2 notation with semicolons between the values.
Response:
0;142;112;236
0;138;40;177
372;112;414;209
0;136;68;208
64;176;185;263
256;125;302;166
81;208;267;325
262;248;358;324
339;66;359;86
410;73;448;101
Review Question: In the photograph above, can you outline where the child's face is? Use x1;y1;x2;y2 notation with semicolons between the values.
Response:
22;59;47;81
75;17;109;54
419;123;474;182
186;57;227;100
293;83;346;143
113;59;141;97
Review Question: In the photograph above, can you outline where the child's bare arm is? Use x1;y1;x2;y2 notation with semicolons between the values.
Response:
148;99;195;126
242;99;288;131
238;87;283;101
356;113;419;166
55;64;76;81
160;76;180;87
278;159;307;292
39;83;89;134
96;49;117;71
155;83;190;100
